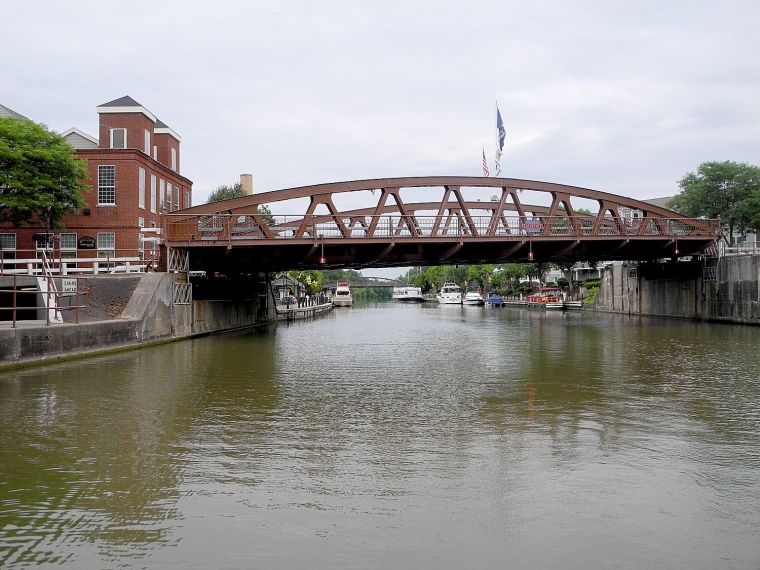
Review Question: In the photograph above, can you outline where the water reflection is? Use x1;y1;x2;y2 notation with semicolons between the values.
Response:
1;306;759;568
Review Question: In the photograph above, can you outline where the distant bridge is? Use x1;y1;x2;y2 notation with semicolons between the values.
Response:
323;277;404;290
165;177;720;273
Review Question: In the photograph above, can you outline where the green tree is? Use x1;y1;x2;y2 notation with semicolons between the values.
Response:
0;117;87;228
207;183;274;225
258;204;275;226
207;182;245;203
739;191;760;235
670;161;760;242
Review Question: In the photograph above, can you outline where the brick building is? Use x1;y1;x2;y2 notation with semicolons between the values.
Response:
1;96;193;265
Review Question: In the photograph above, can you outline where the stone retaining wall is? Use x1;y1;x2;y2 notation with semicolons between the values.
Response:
0;273;279;367
595;254;760;324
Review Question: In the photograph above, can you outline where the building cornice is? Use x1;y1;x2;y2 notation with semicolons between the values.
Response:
96;105;157;123
154;126;182;142
74;148;193;185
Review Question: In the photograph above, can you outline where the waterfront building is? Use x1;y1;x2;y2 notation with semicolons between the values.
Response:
0;97;193;265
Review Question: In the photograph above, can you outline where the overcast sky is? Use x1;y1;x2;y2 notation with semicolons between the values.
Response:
4;0;759;275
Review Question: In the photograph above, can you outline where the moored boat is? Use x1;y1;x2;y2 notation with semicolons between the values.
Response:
392;286;425;303
526;287;564;310
463;289;485;306
437;282;463;304
564;299;584;309
486;293;503;306
333;281;353;307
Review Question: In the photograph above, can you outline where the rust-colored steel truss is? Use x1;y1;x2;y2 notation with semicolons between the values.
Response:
165;177;720;272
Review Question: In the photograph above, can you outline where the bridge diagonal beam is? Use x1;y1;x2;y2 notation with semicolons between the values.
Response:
487;187;509;237
431;186;453;237
450;186;478;237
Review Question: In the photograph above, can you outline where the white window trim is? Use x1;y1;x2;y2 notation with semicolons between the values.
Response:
110;128;126;149
159;179;166;212
171;148;177;171
0;233;17;251
59;233;77;251
97;164;116;206
150;174;157;214
144;130;151;155
138;167;146;210
97;232;116;251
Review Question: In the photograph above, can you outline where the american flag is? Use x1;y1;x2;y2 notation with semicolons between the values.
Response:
482;147;490;177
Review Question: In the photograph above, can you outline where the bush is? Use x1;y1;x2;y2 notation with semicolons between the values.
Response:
584;278;601;288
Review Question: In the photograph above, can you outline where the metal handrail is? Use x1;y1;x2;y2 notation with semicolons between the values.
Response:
0;275;89;328
165;214;721;242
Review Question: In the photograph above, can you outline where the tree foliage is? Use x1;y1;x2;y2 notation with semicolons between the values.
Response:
258;204;274;226
670;161;760;240
398;263;539;294
207;182;246;203
0;117;87;227
207;182;274;225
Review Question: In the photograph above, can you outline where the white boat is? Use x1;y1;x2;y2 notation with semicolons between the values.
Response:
462;290;485;306
437;282;462;304
564;299;584;310
393;286;425;303
333;281;353;307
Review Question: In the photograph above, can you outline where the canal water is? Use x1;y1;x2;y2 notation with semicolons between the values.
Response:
1;304;759;569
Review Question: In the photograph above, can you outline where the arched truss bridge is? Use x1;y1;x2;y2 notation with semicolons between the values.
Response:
165;177;720;272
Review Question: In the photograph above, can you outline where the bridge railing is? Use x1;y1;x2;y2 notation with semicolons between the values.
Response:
165;214;720;242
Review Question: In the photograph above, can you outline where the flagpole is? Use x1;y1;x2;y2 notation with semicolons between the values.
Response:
495;100;498;178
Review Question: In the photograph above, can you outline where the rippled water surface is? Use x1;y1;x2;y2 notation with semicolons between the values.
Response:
1;304;759;569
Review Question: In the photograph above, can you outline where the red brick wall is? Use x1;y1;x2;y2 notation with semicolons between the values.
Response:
98;112;155;154
154;133;180;173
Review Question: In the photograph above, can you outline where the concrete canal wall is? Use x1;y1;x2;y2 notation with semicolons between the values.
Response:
0;273;280;367
595;254;760;324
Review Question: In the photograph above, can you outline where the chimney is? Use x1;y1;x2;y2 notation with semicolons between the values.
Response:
240;173;253;196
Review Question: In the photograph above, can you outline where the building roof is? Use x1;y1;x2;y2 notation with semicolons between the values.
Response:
61;127;99;149
96;95;157;122
98;95;144;108
154;119;182;141
0;103;30;120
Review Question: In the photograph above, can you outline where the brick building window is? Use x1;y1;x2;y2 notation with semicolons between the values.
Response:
185;191;190;208
97;232;116;258
98;165;116;205
60;233;77;260
167;183;173;211
173;186;180;211
171;148;177;171
110;128;126;149
0;233;16;260
144;130;151;155
138;167;146;209
150;175;157;214
160;179;166;212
